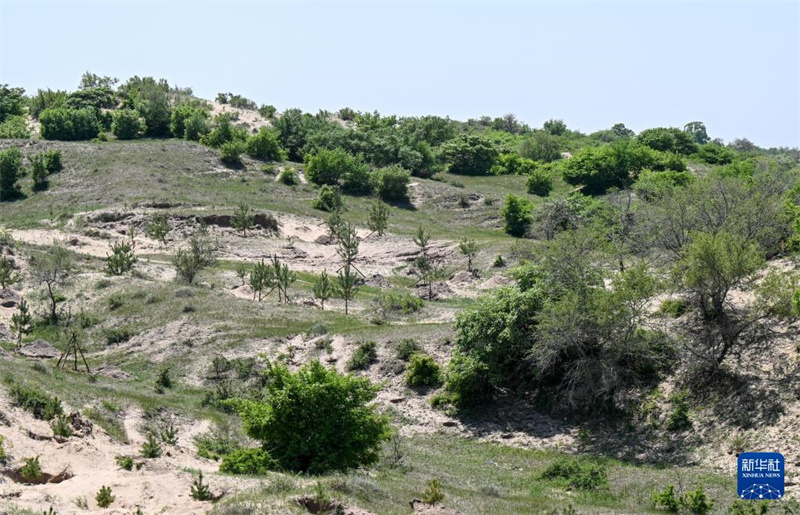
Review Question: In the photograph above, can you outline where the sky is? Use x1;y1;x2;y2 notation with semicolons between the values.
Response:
1;1;798;148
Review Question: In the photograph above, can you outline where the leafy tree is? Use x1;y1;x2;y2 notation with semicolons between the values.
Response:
170;103;207;139
458;237;478;272
637;127;697;155
313;270;335;310
30;242;73;323
10;297;32;350
230;360;391;473
519;131;561;162
683;121;710;145
443;134;499;175
121;76;172;137
219;140;246;167
0;85;25;123
28;89;68;119
273;108;314;161
231;203;254;236
372;165;410;201
39;108;100;141
527;167;554;196
184;110;210;141
312;185;344;212
341;160;373;195
111;109;145;140
491;153;538;176
306;147;359;186
501;194;533;237
79;71;118;90
275;258;297;304
0;147;22;200
367;199;390;236
173;235;215;284
543;118;567;136
42;150;62;174
696;143;735;165
246;127;286;161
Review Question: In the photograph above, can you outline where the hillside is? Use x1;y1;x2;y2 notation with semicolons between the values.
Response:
0;78;799;515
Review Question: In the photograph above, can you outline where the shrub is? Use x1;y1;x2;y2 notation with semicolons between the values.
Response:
111;109;145;140
421;479;445;505
194;423;241;460
96;485;115;508
155;366;173;393
395;339;422;361
0;435;5;463
278;168;298;185
501;194;533;237
115;454;134;471
9;382;63;420
0;85;26;123
657;299;688;318
441;352;493;408
105;240;137;275
219;448;276;475
231;360;391;473
140;433;163;458
306;147;361;186
638;127;697;155
443;134;499;175
0;147;23;200
372;165;410;201
540;458;608;491
405;354;442;387
246;127;286;161
191;471;213;501
347;340;378;371
697;143;734;165
20;456;43;482
30;153;48;191
342;161;373;195
42;149;63;174
682;486;713;514
203;113;247;147
312;185;343;212
220;140;246;166
526;168;553;196
375;291;423;315
173;235;215;284
184;110;210;141
0;115;31;139
50;415;73;438
39;107;100;140
519;131;561;162
666;390;692;431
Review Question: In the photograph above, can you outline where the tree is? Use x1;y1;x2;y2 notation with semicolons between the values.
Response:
367;199;390;236
246;127;286;161
39;108;100;141
111;109;145;140
683;121;710;145
306;148;359;186
122;76;172;137
543;118;567;136
30;242;73;323
519;132;561;162
78;71;118;90
0;85;25;123
0;116;31;139
637;127;697;155
231;203;254;236
443;135;499;175
0;147;23;200
413;226;430;260
249;259;275;301
372;165;410;201
173;235;215;284
337;223;360;268
275;258;297;304
219;141;246;167
338;265;359;315
458;237;478;272
0;255;19;288
28;153;47;192
526;167;554;197
231;360;390;473
273;108;314;161
105;240;137;276
10;297;32;350
501;194;532;237
313;270;334;310
146;213;170;245
170;104;209;139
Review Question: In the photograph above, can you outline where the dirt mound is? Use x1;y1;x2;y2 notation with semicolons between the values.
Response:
416;282;454;301
18;339;60;359
0;288;20;308
362;274;390;288
94;363;133;379
410;501;463;514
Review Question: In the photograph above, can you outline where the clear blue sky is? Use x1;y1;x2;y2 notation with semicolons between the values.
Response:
1;1;798;148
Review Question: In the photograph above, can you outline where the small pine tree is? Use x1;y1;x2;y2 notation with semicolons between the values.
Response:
30;153;49;191
190;471;213;501
421;478;445;505
10;297;32;350
140;433;162;458
235;262;249;286
276;262;297;304
337;265;359;315
96;485;115;508
146;213;170;245
326;209;344;241
105;240;137;276
249;259;275;301
0;255;19;288
313;270;334;310
413;226;430;260
231;203;254;236
367;199;390;236
458;237;478;272
337;223;360;267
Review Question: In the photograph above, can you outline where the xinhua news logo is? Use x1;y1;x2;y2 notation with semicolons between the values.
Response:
737;452;784;500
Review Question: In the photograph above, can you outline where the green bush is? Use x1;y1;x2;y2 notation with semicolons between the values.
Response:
50;415;73;438
501;194;533;237
696;143;734;165
395;339;422;361
638;127;697;155
30;153;48;191
20;456;43;482
111;109;145;140
184;110;210;141
278;168;299;185
140;433;162;458
170;104;209;139
0;147;23;200
443;134;499;175
519;131;561;162
246;127;286;161
0;85;26;123
42;149;63;174
0;115;31;139
375;291;423;314
526;168;553;196
194;424;241;461
347;340;378;371
405;354;442;387
540;458;608;491
306;147;358;186
441;352;494;409
115;454;134;471
231;360;391;473
96;485;115;508
0;435;6;463
202;113;247;147
220;140;246;167
666;390;692;431
219;448;276;475
39;107;100;140
8;382;63;420
342;161;373;195
657;299;688;318
372;165;410;201
312;185;343;212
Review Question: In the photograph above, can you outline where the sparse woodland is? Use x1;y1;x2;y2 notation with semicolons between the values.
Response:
0;74;798;514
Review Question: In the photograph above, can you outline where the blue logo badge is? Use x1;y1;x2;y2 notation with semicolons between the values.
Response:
737;452;784;500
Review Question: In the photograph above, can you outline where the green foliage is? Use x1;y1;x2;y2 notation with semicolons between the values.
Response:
634;169;694;198
231;203;254;236
0;84;26;123
278;168;299;185
372;165;410;201
96;485;115;508
458;237;478;272
543;118;567;136
191;471;214;501
111;109;145;140
666;389;692;431
202;113;247;147
172;234;215;284
440;352;493;409
50;415;73;438
29;153;48;191
539;458;608;491
184;110;210;141
20;456;43;482
347;340;378;371
246;127;286;161
115;454;134;471
140;433;163;458
28;88;68;119
160;422;178;445
306;147;359;186
0;115;31;139
0;147;23;200
519;131;562;162
39;108;100;140
120;76;172;137
526;167;553;196
220;140;246;166
0;435;6;463
729;500;769;515
259;104;277;119
105;240;137;275
501;194;533;237
155;366;173;392
657;299;688;318
395;339;422;361
312;185;344;212
374;290;423;315
405;354;442;387
682;486;713;514
367;199;390;236
696;143;735;164
443;134;499;175
0;256;19;289
638;127;698;155
42;149;63;174
421;478;445;505
195;424;241;461
231;360;391;473
8;382;64;420
219;448;276;475
146;213;170;244
313;270;335;310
